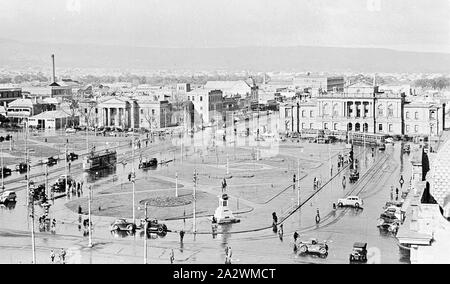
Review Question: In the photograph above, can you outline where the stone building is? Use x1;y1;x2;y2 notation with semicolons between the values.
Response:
280;81;446;138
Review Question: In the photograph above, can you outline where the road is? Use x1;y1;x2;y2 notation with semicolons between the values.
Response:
0;116;412;264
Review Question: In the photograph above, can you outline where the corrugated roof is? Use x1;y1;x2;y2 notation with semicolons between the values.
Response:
428;139;450;217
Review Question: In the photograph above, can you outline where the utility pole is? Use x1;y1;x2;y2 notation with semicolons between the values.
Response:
30;198;36;264
1;142;4;191
144;202;148;264
193;169;197;233
297;158;300;206
45;164;49;199
175;172;178;198
88;185;93;248
132;128;136;224
65;143;68;198
226;154;229;175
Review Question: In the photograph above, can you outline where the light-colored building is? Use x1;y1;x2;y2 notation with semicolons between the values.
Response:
28;110;78;129
204;81;251;97
187;88;223;127
293;75;345;93
79;96;172;130
280;81;446;138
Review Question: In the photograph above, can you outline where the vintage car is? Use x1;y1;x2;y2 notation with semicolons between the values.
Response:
297;238;329;256
0;191;17;203
66;152;79;161
349;170;359;183
46;156;58;166
110;219;136;232
16;162;30;173
1;167;12;178
377;212;400;232
139;158;158;169
51;175;75;193
337;196;363;208
383;206;402;221
349;242;368;262
138;219;168;235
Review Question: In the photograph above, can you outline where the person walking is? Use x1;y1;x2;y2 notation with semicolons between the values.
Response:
59;248;66;264
293;231;299;243
169;249;175;264
50;250;55;263
179;230;185;243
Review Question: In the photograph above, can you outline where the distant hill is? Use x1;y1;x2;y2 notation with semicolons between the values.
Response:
1;39;450;73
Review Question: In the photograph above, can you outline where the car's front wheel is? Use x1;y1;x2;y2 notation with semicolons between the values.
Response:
355;203;360;208
338;202;343;207
111;225;119;231
127;225;135;231
319;248;327;255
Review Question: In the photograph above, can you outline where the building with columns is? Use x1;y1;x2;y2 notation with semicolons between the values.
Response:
79;96;172;130
280;81;446;138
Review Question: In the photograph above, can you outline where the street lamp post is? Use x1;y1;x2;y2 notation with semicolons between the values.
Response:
144;202;148;264
30;199;36;264
88;185;93;248
131;129;136;224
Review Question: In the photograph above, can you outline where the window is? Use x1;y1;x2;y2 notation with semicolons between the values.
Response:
333;104;339;117
187;96;190;100
415;112;419;119
414;125;418;133
302;123;306;129
140;109;143;114
430;111;436;120
152;109;155;115
324;123;328;130
406;112;409;119
406;125;410;133
95;108;98;114
84;109;87;113
310;123;313;129
192;96;195;101
322;103;330;116
302;110;306;118
377;105;384;117
379;124;383;132
334;123;338;130
200;96;203;101
387;104;394;117
389;124;393;132
310;111;313;117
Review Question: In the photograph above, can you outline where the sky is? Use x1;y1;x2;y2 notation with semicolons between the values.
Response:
0;0;449;53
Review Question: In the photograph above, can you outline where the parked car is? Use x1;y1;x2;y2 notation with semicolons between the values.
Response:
337;196;363;208
65;128;77;134
385;137;394;144
383;206;402;220
349;242;367;262
51;175;75;193
379;144;386;151
66;152;79;161
297;238;329;256
138;219;168;235
349;170;359;183
1;167;12;178
16;162;30;173
139;158;158;169
110;219;136;232
0;191;17;203
46;156;58;166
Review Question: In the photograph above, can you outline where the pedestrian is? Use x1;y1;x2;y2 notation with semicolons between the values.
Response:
169;249;175;264
227;247;232;264
59;248;66;264
272;212;278;225
179;230;185;243
293;231;299;243
279;224;284;236
50;250;55;263
78;205;82;214
396;187;399;196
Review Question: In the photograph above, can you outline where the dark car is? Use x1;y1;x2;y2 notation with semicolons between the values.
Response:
349;170;359;183
1;167;12;178
47;156;58;166
110;219;136;232
66;152;79;161
16;162;30;173
51;175;75;193
138;219;168;235
403;144;410;154
379;144;386;151
139;158;158;169
349;242;367;262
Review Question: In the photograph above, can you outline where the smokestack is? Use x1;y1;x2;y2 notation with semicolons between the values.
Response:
51;54;56;83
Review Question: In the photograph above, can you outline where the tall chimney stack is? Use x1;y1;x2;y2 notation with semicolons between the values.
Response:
51;54;56;83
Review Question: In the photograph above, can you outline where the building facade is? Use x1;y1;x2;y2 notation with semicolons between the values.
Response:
0;87;22;106
187;89;223;127
280;81;445;138
79;96;172;130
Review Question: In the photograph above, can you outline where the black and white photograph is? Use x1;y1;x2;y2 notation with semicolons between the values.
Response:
0;0;449;269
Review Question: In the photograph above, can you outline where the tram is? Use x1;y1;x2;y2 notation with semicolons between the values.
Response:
348;132;385;146
83;149;117;171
